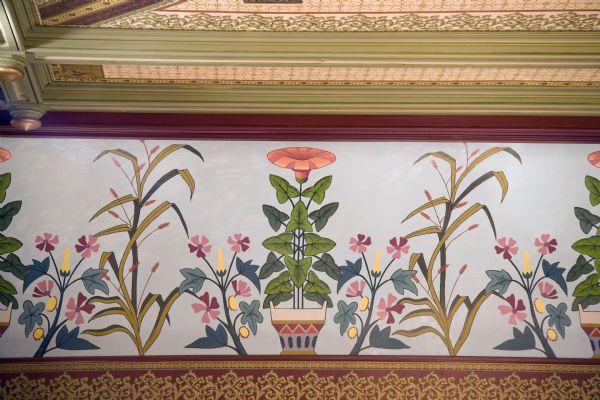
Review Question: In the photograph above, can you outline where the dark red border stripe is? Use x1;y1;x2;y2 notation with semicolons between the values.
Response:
37;0;94;20
66;0;163;25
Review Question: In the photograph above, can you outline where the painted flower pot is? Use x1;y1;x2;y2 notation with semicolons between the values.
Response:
579;305;600;359
270;303;327;355
0;303;12;338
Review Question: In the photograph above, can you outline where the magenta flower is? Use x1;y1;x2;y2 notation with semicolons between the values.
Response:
498;294;527;325
494;237;519;260
232;279;251;297
227;233;250;253
349;234;372;253
538;282;558;299
192;292;220;324
376;293;405;324
75;235;100;258
35;233;59;252
387;236;410;259
534;234;557;255
346;280;366;298
65;292;95;325
188;235;212;258
32;280;54;298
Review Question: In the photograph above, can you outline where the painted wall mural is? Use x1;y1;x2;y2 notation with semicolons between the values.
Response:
0;138;599;359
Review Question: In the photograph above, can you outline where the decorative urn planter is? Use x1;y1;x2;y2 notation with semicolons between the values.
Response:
0;303;12;337
579;305;600;359
270;303;327;355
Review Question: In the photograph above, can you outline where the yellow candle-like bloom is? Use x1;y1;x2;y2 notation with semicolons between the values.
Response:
60;248;71;274
216;248;225;273
372;249;381;273
522;251;531;275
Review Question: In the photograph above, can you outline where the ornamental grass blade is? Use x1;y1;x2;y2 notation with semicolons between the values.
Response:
402;197;449;223
94;224;131;238
405;225;441;239
141;144;203;188
90;195;136;222
142;169;196;203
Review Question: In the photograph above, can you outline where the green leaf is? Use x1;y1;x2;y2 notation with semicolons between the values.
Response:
390;269;418;296
313;253;341;280
0;234;22;255
0;292;16;309
0;201;21;231
265;271;293;295
284;256;311;288
259;252;285;280
304;233;335;257
263;292;293;308
333;301;357;335
286;201;313;233
239;300;264;335
546;303;571;339
0;253;25;280
262;233;294;256
0;173;10;203
303;292;332;307
572;294;600;311
586;175;600;206
574;274;600;297
262;205;289;231
573;235;600;259
301;176;332;205
485;270;513;295
81;268;110;295
0;275;16;296
269;175;300;204
179;268;207;294
308;202;338;232
575;207;600;234
568;255;595;282
304;271;331;294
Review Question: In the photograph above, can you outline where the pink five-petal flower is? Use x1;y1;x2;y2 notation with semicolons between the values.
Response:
191;292;220;324
32;279;54;298
65;292;95;325
227;233;250;253
346;280;366;298
386;236;410;259
232;279;251;297
534;234;557;255
75;235;100;258
376;293;405;324
497;294;527;325
349;234;372;253
188;235;212;258
538;282;558;299
35;233;59;252
494;237;519;260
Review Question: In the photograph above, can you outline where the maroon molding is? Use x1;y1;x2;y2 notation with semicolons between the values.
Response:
0;113;599;142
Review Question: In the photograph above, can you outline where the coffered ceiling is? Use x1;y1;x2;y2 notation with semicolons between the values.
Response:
0;0;599;127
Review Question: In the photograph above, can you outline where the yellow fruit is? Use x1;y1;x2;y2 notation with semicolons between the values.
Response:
547;329;558;341
228;295;238;311
347;326;358;339
239;326;250;339
534;298;544;313
359;296;369;312
33;327;44;341
46;296;57;312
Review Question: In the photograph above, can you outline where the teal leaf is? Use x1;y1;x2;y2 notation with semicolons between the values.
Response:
0;275;16;296
262;233;294;256
568;255;594;282
313;253;341;281
259;252;285;280
265;271;293;295
370;326;409;350
0;234;22;256
262;205;289;231
239;300;263;335
186;324;229;349
308;202;338;232
81;268;110;295
0;253;25;280
56;326;99;350
573;235;600;259
263;292;293;309
301;176;332;205
303;292;333;307
575;207;600;234
337;258;362;293
485;269;513;295
179;268;207;294
333;301;357;335
269;175;300;204
236;258;261;292
0;201;21;231
0;173;10;203
586;175;600;206
494;326;536;351
284;256;311;288
546;303;571;339
304;233;335;257
304;271;331;294
542;260;567;295
17;300;44;337
286;201;313;233
23;258;50;292
390;269;418;296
